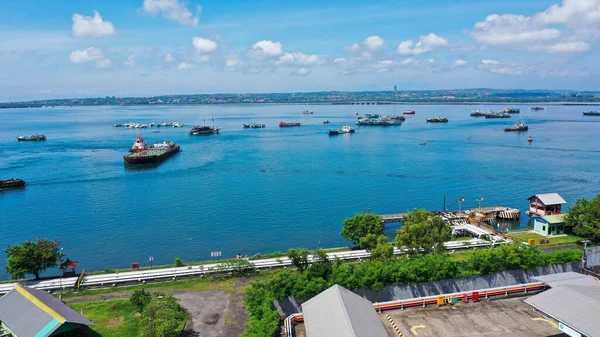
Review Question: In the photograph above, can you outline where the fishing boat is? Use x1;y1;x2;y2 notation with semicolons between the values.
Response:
279;121;301;127
16;134;46;141
485;112;511;119
504;121;528;132
470;110;486;117
0;178;26;189
419;142;427;145
188;118;220;135
529;107;547;111
390;115;406;121
123;139;180;165
302;110;314;115
503;108;520;114
322;120;331;124
129;135;149;152
528;136;533;142
243;123;266;129
329;125;355;136
583;111;600;116
403;110;416;115
426;117;449;123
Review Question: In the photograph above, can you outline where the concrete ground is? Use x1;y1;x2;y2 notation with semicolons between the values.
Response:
177;290;230;337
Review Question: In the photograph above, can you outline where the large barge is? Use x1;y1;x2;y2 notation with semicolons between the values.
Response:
16;134;46;141
583;111;600;116
123;136;180;165
279;121;302;127
0;178;26;189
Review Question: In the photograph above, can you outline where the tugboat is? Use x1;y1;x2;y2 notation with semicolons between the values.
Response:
129;135;148;152
528;136;533;142
504;121;529;132
0;178;26;189
485;112;511;119
188;118;220;135
243;123;266;129
503;108;520;114
302;110;314;115
279;121;302;127
329;125;355;136
123;138;180;165
529;107;547;111
16;134;46;141
426;117;449;123
583;111;600;116
403;110;416;115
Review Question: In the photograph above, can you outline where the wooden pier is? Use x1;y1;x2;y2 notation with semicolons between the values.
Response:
381;213;407;223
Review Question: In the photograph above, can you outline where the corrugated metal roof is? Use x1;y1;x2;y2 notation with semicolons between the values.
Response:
585;247;600;268
532;272;600;287
23;287;93;326
525;285;600;337
541;214;566;224
527;193;567;205
302;285;388;337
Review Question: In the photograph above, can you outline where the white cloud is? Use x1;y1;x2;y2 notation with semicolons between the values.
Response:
275;52;326;67
192;37;217;54
364;35;385;51
178;62;196;70
69;47;111;68
39;89;51;94
470;1;600;54
226;59;244;70
165;53;176;63
453;59;468;67
249;40;284;58
481;59;500;65
142;0;200;26
344;35;386;60
334;58;347;64
427;58;436;64
478;59;525;75
293;68;311;76
72;11;116;38
397;33;448;55
124;53;136;68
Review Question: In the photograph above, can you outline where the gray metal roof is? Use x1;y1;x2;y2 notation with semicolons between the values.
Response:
525;285;600;337
585;246;600;268
0;286;93;337
302;285;388;337
531;272;600;287
527;193;566;205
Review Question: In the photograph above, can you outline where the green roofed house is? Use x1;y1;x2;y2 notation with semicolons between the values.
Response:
533;214;566;237
0;285;93;337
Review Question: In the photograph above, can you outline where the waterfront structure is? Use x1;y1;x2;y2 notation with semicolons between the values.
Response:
533;214;566;236
527;193;566;216
302;284;388;337
0;285;93;337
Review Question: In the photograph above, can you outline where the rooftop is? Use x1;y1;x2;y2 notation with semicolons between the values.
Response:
527;193;567;205
540;214;566;224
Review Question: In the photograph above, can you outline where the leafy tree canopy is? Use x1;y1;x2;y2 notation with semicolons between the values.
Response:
5;238;62;280
287;248;310;272
395;209;452;255
565;194;600;242
341;213;383;245
140;293;187;337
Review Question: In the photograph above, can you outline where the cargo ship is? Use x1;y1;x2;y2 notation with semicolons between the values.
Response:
16;134;46;141
243;123;266;128
329;125;355;136
403;110;416;115
188;119;220;135
503;108;520;114
504;121;528;132
485;112;511;119
0;178;26;189
583;111;600;116
123;136;180;165
279;121;301;127
426;117;449;123
356;116;402;126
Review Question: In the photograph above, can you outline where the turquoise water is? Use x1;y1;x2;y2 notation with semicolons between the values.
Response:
1;104;599;277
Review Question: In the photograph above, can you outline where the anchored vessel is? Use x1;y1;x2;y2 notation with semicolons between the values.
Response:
279;121;302;127
243;123;266;129
16;134;46;141
470;110;486;117
188;119;220;135
426;117;449;123
322;120;331;124
302;110;314;115
583;111;600;116
123;136;180;165
529;107;547;111
0;178;26;189
503;108;520;114
403;110;416;115
504;121;529;132
329;125;355;136
356;115;402;126
485;112;511;119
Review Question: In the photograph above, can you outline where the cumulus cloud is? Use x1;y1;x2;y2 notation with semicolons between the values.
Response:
427;58;436;64
69;47;111;68
165;53;176;63
248;40;284;58
397;33;448;55
364;36;385;51
478;59;525;75
72;11;116;38
124;53;136;68
293;68;311;76
453;59;468;67
178;62;196;70
345;35;386;60
470;0;599;54
226;59;244;71
275;52;326;67
142;0;200;26
192;37;217;54
39;89;52;94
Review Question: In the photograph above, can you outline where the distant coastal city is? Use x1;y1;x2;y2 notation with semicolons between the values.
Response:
2;88;600;108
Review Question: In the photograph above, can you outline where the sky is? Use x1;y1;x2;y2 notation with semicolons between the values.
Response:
1;0;599;101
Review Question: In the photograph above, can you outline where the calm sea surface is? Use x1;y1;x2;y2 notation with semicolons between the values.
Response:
1;104;599;278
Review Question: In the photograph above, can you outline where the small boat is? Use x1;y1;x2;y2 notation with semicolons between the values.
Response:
485;112;511;119
503;108;520;114
243;123;266;129
470;110;486;117
583;111;600;116
390;115;406;121
151;130;160;133
16;134;46;141
467;136;472;140
0;178;26;190
353;112;359;115
504;121;528;132
322;120;331;124
529;107;547;111
403;110;416;115
114;124;124;127
528;136;533;142
419;142;427;145
426;117;448;123
329;125;355;136
302;110;314;115
279;121;301;127
188;118;220;135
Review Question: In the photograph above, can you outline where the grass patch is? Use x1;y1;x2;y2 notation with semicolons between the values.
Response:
511;233;585;246
70;300;142;337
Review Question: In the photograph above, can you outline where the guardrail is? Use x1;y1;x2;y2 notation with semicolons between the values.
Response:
284;282;547;337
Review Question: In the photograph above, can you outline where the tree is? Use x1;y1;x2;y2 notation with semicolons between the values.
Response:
395;209;451;255
140;293;187;337
341;213;383;245
130;289;152;311
565;195;600;242
5;238;62;279
360;234;394;260
174;257;184;267
287;248;310;272
214;259;256;277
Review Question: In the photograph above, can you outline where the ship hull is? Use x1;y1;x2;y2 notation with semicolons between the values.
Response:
123;146;180;165
0;179;26;189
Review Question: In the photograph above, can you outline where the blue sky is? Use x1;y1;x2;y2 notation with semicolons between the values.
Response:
1;0;599;100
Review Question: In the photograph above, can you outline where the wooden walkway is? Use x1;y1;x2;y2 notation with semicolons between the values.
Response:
381;213;407;223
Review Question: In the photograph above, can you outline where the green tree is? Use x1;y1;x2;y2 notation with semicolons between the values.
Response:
341;213;383;245
5;238;62;279
360;234;394;260
214;259;256;277
395;209;451;255
140;294;187;337
130;289;152;311
565;195;600;242
287;248;310;272
174;257;184;267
